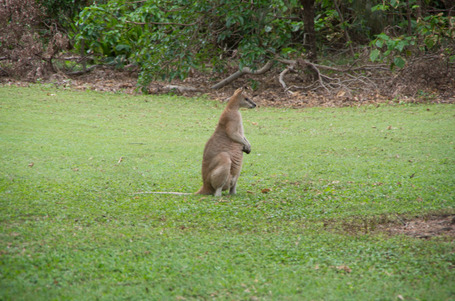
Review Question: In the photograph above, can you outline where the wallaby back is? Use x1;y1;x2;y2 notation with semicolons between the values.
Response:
196;88;256;196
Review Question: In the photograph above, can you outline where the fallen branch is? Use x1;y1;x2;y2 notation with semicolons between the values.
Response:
54;56;95;61
162;85;202;93
210;60;273;90
65;64;101;76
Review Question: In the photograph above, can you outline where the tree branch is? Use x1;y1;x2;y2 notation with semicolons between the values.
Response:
210;60;273;90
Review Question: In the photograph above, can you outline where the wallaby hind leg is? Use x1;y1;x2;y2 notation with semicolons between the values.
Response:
229;175;239;195
209;153;231;197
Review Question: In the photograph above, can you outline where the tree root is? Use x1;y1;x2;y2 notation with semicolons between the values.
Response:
210;56;388;96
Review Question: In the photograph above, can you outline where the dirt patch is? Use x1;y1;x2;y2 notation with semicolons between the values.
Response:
379;214;455;239
68;63;455;107
2;55;454;108
324;214;455;239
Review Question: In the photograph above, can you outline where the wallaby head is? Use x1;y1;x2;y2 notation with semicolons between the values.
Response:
231;87;257;109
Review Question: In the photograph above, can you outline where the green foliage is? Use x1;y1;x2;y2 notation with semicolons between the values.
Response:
14;0;451;90
370;33;414;68
37;0;102;29
74;0;306;91
369;1;455;68
1;86;454;299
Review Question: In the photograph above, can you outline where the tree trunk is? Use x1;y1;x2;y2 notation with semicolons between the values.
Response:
406;0;412;35
334;0;355;56
300;0;317;62
416;0;422;20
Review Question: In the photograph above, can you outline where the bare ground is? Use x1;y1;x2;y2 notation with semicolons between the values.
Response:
326;214;455;239
378;214;455;239
61;62;455;108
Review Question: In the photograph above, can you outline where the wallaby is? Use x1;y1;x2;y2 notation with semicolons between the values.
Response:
196;87;256;196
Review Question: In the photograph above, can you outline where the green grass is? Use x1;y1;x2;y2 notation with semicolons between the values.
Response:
1;85;454;300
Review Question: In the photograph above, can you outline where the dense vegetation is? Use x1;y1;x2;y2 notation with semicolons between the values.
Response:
1;0;454;94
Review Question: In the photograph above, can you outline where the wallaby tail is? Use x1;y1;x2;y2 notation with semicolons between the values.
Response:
195;185;212;195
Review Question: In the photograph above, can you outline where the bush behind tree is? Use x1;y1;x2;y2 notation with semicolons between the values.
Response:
74;0;307;91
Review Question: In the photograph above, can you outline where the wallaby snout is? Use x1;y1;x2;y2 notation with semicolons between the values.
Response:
240;96;257;109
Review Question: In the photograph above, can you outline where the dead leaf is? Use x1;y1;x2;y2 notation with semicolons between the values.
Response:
336;265;352;273
261;188;271;194
336;90;346;98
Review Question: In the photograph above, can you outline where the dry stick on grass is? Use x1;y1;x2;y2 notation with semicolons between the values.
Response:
133;191;193;195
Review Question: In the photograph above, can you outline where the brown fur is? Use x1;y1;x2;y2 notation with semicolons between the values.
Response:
196;88;256;196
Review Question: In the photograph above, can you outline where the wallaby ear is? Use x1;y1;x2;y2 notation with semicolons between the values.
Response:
233;87;244;96
234;86;250;95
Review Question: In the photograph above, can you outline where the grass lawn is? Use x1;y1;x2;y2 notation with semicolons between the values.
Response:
1;85;454;300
